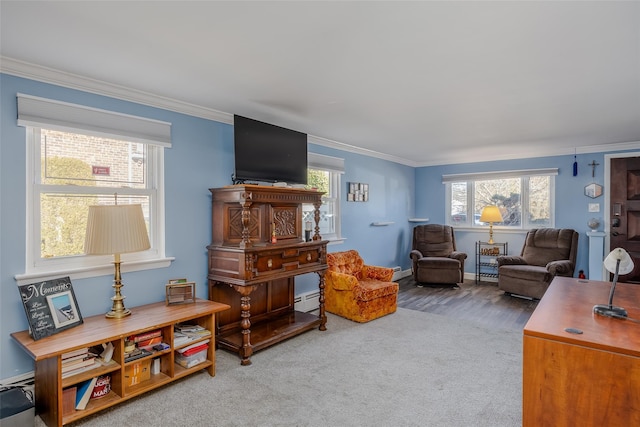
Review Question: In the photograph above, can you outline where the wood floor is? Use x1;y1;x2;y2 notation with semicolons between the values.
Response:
396;275;538;331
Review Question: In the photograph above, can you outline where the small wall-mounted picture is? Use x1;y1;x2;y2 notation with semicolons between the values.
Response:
348;182;369;202
47;291;81;328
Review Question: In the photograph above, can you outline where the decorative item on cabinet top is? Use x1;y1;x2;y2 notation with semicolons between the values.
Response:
348;182;368;202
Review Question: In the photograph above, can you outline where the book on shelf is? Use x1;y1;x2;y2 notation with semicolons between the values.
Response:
175;324;203;333
137;336;162;351
62;347;89;360
128;329;162;343
124;348;152;363
61;352;92;365
62;386;77;416
61;360;101;379
177;339;210;356
62;354;97;372
75;377;97;410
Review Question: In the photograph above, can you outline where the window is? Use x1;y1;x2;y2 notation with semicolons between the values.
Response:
303;153;344;242
443;168;557;229
16;94;171;283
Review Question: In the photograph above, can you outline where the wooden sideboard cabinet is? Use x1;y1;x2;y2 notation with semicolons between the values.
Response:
11;299;229;427
207;185;328;365
523;277;640;426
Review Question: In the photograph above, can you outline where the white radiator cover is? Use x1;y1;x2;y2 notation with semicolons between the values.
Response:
294;290;320;313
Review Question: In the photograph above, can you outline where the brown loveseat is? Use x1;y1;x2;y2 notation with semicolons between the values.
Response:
409;224;467;286
496;228;578;299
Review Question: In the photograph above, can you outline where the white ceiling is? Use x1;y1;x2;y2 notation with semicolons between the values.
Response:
1;1;639;166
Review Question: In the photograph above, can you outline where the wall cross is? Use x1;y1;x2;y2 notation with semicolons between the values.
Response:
588;160;599;178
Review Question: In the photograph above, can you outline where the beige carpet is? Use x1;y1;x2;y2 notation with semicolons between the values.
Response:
39;308;522;426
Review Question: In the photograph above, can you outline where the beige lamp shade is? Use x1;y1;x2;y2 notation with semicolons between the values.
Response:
84;204;150;255
479;206;503;224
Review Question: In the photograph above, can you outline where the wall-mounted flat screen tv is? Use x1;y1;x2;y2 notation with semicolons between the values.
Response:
233;115;308;185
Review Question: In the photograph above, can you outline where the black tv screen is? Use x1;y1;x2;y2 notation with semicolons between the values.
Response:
233;115;308;185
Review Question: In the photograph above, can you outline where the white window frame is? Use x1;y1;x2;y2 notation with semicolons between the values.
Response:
443;168;557;230
15;95;173;285
306;153;344;243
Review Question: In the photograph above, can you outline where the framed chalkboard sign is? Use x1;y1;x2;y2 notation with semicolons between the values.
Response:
18;276;83;340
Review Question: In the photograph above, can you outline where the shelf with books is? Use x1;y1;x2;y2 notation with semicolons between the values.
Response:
11;299;229;427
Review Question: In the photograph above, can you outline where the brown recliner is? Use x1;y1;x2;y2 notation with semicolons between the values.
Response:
496;228;579;299
409;224;467;285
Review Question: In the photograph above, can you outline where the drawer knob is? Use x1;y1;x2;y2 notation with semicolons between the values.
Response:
267;259;273;268
306;253;312;261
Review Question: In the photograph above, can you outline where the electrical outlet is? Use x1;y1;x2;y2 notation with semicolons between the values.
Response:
588;203;600;213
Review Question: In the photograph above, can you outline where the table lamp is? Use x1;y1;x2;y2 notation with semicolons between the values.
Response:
593;247;634;318
84;204;150;318
479;206;503;244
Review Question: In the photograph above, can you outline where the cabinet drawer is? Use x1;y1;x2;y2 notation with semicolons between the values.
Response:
254;247;322;276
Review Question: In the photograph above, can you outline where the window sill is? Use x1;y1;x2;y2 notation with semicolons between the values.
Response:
15;257;175;286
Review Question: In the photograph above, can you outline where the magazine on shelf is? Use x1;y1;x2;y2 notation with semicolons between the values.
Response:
75;377;98;410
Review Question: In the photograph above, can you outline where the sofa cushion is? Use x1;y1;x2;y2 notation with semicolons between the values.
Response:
354;280;399;302
417;257;460;270
499;264;549;282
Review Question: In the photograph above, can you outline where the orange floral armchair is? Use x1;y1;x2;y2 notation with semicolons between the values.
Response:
325;250;399;323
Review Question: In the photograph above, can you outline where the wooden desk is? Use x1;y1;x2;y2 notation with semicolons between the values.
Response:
523;276;640;426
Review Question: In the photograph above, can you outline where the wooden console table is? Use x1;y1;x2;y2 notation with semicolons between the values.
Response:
207;185;328;365
523;276;640;426
11;299;229;427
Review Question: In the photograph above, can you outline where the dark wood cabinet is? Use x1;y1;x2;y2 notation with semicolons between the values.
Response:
207;185;328;365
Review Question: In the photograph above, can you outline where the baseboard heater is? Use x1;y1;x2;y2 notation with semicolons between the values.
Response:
294;291;320;313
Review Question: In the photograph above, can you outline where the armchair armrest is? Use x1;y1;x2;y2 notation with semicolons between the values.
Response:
326;270;359;291
496;256;527;267
363;265;394;281
546;260;574;276
409;249;423;261
449;251;468;262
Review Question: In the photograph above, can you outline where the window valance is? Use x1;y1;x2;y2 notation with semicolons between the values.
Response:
308;152;345;174
442;168;558;183
17;93;171;147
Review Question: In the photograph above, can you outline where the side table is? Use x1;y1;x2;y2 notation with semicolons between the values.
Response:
475;241;508;284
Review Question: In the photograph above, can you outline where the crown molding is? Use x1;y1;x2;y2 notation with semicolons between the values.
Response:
3;56;637;168
0;56;233;124
308;135;419;167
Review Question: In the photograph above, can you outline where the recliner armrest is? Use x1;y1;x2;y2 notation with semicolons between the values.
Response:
496;256;527;267
449;251;467;261
546;260;574;276
409;249;423;261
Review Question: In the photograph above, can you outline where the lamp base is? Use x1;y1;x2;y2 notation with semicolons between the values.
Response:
106;308;132;318
593;304;628;319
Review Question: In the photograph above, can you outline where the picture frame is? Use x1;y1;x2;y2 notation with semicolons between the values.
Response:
18;276;83;340
347;182;369;202
166;281;196;305
584;183;603;199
